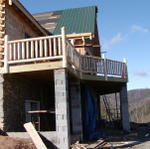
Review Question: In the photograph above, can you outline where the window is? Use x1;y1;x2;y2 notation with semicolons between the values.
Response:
25;100;40;122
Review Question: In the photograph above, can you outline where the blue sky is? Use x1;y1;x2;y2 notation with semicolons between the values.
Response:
20;0;150;90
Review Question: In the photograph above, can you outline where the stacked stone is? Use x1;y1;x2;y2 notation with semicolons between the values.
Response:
0;0;6;67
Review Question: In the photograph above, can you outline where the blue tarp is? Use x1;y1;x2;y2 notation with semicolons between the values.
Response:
83;88;103;140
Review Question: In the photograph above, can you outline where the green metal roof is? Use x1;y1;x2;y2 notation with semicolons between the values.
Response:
53;6;97;35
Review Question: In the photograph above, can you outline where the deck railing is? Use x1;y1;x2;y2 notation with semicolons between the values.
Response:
3;28;128;79
81;55;127;78
7;35;63;64
66;39;80;70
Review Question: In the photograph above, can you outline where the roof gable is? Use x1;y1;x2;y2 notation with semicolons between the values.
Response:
33;6;97;35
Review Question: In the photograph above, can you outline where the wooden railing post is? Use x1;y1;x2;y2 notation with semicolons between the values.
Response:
4;35;8;73
8;0;13;5
123;58;128;79
102;53;107;80
61;27;67;68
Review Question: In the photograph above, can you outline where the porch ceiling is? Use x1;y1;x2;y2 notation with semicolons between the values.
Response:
4;70;54;84
81;79;124;95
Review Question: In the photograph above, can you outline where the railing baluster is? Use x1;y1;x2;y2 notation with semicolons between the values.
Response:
48;38;52;56
35;40;38;58
22;42;25;59
9;43;12;60
116;62;118;75
53;38;57;56
44;39;47;57
26;41;29;59
39;40;43;57
17;42;20;60
13;43;16;60
31;41;34;58
58;37;61;55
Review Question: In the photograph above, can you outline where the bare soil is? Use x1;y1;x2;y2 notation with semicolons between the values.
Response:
102;123;150;149
0;136;36;149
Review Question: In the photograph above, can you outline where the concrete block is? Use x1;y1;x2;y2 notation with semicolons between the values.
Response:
54;69;70;149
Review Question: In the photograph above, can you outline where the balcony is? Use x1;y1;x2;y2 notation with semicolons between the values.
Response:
1;28;128;82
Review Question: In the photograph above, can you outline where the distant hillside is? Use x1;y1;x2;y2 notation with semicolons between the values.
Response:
102;89;150;123
128;89;150;123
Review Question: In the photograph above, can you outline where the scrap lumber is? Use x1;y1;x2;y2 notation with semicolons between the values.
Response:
71;139;107;149
71;141;88;149
86;139;107;149
24;122;47;149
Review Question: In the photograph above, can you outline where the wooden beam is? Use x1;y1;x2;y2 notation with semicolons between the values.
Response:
66;32;93;39
81;73;128;83
2;61;62;73
24;122;47;149
28;110;55;114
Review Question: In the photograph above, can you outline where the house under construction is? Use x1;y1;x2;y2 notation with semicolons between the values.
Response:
0;1;130;149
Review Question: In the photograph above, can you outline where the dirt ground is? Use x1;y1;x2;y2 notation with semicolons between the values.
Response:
0;136;36;149
130;141;150;149
0;123;149;149
102;123;150;149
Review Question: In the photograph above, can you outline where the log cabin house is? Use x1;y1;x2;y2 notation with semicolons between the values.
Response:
0;0;130;149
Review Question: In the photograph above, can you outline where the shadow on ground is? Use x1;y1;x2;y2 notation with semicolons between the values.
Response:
39;133;59;149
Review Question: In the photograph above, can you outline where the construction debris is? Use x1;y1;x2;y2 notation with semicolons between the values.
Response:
71;139;107;149
24;122;47;149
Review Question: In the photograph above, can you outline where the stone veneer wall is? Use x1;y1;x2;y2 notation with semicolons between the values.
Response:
3;74;41;132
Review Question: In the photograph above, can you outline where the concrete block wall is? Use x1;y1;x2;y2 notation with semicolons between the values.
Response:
54;69;70;149
70;81;83;142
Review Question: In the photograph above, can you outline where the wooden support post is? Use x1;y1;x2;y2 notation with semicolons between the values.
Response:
61;27;67;68
123;58;128;79
120;83;130;132
54;69;70;149
102;53;107;80
4;35;8;73
8;0;12;5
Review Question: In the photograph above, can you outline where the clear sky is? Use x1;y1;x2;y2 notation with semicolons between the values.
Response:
20;0;150;90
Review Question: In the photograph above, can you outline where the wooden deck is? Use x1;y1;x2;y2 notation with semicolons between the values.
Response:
1;28;128;82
